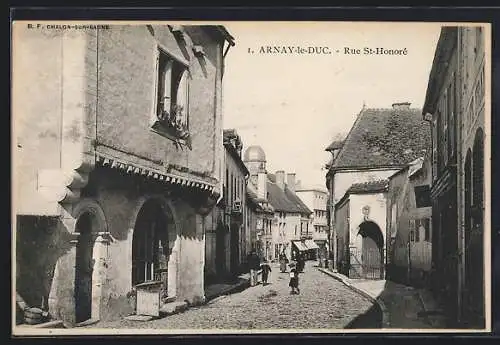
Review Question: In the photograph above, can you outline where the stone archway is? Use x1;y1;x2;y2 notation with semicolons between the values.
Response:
74;213;93;323
358;221;384;280
130;196;178;303
71;198;109;324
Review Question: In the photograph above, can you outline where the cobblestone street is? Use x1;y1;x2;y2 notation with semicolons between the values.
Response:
89;261;381;330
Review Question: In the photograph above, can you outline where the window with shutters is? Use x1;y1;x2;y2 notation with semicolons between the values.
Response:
152;48;191;146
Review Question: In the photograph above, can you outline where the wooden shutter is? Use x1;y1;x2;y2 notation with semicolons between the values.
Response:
161;59;173;113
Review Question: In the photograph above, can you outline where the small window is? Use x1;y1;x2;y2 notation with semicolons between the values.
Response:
153;49;190;142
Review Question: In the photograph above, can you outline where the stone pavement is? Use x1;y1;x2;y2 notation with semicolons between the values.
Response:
87;261;379;330
204;271;259;301
318;268;449;329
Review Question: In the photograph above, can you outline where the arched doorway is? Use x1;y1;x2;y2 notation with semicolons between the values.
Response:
131;199;171;301
358;221;384;280
74;213;94;323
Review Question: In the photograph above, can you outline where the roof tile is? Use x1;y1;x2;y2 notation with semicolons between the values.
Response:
332;107;431;169
346;180;389;194
266;175;312;214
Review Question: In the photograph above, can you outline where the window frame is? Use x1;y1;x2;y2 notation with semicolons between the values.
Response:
151;46;191;142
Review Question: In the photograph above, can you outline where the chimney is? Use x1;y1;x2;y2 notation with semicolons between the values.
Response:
257;172;267;200
287;173;296;193
275;170;285;190
392;102;411;110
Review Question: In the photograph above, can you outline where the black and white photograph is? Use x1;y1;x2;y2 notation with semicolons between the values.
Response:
11;20;491;335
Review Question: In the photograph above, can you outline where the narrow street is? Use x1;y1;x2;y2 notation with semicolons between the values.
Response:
90;261;381;330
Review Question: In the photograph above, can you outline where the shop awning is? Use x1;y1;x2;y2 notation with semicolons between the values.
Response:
305;240;320;250
292;240;308;252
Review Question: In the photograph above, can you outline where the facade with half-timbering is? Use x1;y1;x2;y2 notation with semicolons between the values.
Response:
14;24;234;326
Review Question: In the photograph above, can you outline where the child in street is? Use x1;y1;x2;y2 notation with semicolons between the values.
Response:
289;265;300;294
260;260;272;285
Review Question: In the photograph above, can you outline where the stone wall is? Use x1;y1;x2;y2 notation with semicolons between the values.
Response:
42;167;206;324
96;25;221;180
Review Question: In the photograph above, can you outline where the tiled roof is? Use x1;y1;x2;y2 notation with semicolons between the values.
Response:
325;140;344;151
246;186;274;213
346;180;389;194
266;174;312;214
331;107;431;170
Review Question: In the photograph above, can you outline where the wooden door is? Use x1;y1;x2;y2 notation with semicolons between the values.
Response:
362;236;382;280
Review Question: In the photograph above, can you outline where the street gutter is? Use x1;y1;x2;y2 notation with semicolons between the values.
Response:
317;267;390;328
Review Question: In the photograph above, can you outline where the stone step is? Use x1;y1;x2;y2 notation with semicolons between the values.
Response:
159;301;188;316
123;314;156;322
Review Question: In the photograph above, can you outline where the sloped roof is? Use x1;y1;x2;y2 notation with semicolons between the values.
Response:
331;107;431;170
346;180;389;194
246;185;274;213
336;179;389;209
325;140;344;151
266;174;312;214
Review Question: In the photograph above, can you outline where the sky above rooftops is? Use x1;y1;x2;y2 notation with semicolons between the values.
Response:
222;22;441;187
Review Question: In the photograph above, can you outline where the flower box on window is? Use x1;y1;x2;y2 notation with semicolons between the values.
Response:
151;48;192;150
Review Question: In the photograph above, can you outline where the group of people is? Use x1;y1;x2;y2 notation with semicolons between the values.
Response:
248;250;272;286
248;250;304;294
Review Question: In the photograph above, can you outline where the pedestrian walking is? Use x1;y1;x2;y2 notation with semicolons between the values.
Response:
247;250;260;286
288;264;300;294
260;260;272;285
297;252;305;272
279;253;288;273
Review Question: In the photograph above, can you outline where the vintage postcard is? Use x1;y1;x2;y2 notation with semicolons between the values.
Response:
11;20;491;335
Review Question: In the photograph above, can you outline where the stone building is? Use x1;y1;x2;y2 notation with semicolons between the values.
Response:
243;146;311;262
325;102;431;279
246;185;274;261
14;24;234;326
205;129;249;283
335;180;389;279
295;186;328;261
386;156;432;286
422;25;488;328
